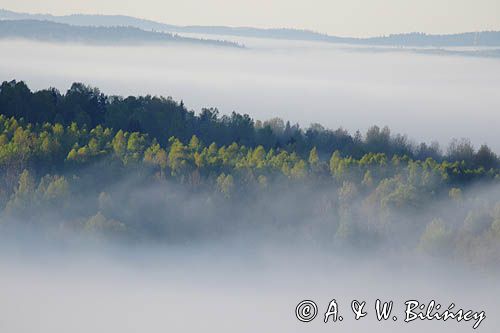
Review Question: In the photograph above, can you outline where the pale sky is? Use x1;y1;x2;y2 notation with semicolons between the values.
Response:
1;0;500;37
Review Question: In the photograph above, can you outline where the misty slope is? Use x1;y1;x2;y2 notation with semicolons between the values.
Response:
0;19;242;47
0;8;177;31
2;8;500;46
0;79;498;263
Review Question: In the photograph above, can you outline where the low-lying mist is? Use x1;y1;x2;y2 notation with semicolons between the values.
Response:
1;169;499;332
1;228;499;332
1;38;499;151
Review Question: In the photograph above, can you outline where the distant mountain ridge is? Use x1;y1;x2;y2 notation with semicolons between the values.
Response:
0;8;176;31
0;19;242;47
1;8;500;46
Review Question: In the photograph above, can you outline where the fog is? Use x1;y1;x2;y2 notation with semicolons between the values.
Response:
1;240;498;332
1;36;500;332
1;38;499;151
1;174;499;332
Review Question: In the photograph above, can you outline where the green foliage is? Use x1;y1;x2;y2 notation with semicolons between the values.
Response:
449;187;463;202
362;170;374;188
216;173;234;198
2;80;498;169
419;218;452;256
168;137;192;176
0;80;499;267
84;211;125;237
5;169;36;216
308;147;319;166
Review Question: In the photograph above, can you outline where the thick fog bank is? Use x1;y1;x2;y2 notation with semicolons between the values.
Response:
0;180;499;332
0;243;498;333
1;39;499;152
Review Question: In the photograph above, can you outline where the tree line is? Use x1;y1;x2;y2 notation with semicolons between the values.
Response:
0;20;242;47
1;80;498;170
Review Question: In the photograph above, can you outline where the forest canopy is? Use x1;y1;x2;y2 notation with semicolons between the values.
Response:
0;79;499;268
1;80;498;169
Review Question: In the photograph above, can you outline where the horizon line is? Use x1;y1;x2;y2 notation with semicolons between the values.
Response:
1;7;499;39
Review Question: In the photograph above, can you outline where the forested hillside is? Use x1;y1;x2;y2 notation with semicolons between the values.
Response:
1;80;498;167
3;9;500;47
0;80;499;267
0;20;242;47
